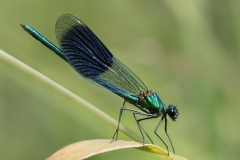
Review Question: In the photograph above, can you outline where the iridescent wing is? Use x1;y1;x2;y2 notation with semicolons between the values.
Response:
55;14;148;97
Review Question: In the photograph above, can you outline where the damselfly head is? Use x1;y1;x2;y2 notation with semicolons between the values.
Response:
167;105;178;121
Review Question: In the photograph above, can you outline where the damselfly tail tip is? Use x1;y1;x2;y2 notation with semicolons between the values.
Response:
20;24;26;28
20;24;29;33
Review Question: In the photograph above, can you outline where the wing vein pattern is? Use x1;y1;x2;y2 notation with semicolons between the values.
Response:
55;14;148;98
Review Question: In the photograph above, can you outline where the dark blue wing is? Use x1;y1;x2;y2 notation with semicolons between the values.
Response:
55;14;148;97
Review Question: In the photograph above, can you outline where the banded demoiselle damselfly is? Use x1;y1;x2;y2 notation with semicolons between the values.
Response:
21;14;178;154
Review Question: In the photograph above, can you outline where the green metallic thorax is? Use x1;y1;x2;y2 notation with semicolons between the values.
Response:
139;95;160;109
139;93;161;109
124;91;164;111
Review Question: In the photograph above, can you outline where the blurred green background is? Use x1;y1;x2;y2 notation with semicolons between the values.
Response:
0;0;240;159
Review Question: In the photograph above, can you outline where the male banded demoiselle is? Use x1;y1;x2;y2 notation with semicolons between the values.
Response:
21;14;178;154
